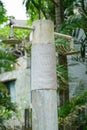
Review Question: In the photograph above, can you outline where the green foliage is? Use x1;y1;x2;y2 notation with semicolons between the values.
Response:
55;38;70;53
56;37;70;87
14;28;30;39
0;43;17;124
59;91;87;128
0;43;16;72
59;102;73;118
23;0;55;22
0;26;10;39
0;0;7;24
56;65;68;86
75;91;87;105
0;93;17;123
0;82;8;93
61;0;87;37
0;25;30;40
59;91;87;117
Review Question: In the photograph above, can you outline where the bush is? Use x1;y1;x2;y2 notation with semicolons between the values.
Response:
58;91;87;129
0;88;17;124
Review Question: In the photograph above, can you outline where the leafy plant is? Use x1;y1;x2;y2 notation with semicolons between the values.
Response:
0;81;17;124
0;0;7;24
0;29;18;125
58;91;87;129
0;43;16;72
55;37;70;55
0;77;17;125
23;0;55;21
0;92;17;123
56;65;68;88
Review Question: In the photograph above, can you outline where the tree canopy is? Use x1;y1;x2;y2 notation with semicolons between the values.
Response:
0;0;7;24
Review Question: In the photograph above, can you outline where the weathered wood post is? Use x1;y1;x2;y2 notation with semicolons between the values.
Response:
31;20;58;130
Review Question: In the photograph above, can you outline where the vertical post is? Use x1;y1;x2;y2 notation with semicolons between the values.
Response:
58;54;69;106
24;108;29;129
31;20;58;130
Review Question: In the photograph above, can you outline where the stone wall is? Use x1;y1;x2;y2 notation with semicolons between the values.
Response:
68;55;87;98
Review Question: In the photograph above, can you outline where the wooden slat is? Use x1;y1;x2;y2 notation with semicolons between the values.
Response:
2;39;22;44
65;50;80;55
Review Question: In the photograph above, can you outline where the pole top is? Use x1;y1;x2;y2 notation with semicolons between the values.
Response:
32;20;54;44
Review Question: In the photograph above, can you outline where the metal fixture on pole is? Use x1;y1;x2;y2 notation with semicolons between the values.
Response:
2;24;22;45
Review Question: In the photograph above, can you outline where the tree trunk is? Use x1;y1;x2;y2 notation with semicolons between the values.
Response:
54;1;69;129
54;0;69;106
54;0;64;31
58;54;69;106
58;54;69;130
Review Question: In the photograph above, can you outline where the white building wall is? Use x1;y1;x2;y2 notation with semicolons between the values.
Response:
0;67;31;127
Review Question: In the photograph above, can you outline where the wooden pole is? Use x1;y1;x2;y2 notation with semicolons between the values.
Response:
31;20;58;130
12;25;34;30
54;32;74;50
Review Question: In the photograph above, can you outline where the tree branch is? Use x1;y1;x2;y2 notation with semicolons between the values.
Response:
50;0;59;7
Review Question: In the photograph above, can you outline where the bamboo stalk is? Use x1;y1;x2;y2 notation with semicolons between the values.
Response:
54;32;74;50
54;32;72;39
12;25;34;31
